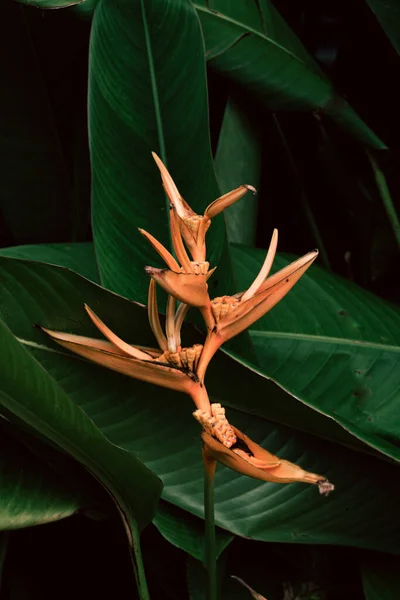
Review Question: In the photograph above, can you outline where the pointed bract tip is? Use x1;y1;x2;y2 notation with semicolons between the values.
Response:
244;184;257;195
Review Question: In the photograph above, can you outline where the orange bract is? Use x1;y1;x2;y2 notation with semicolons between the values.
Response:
40;150;332;497
202;426;334;494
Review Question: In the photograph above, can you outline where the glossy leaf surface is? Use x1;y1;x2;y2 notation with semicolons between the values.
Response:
1;258;400;551
215;98;261;245
231;244;400;462
89;0;232;303
0;308;162;534
0;429;82;530
195;0;384;148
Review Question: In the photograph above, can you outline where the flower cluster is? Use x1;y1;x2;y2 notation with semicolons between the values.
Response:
43;153;333;495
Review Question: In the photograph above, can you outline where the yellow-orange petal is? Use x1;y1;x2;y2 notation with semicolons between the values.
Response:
217;250;318;341
178;219;204;262
138;228;180;272
169;208;192;273
202;428;333;492
241;228;278;302
204;184;256;218
145;267;210;307
84;305;152;360
41;328;126;354
147;279;168;352
41;327;196;395
152;152;195;219
259;250;318;294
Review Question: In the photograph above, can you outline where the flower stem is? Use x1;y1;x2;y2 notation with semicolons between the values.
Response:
130;527;151;600
203;450;217;600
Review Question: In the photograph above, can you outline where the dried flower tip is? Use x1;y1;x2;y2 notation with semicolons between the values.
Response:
193;403;237;448
317;479;335;496
211;296;239;322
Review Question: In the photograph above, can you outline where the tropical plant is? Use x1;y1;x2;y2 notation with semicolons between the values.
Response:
1;0;399;598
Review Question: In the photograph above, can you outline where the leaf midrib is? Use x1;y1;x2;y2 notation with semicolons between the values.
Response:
140;0;171;220
250;329;400;353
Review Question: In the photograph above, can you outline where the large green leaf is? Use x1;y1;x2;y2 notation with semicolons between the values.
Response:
215;97;261;245
0;427;82;530
194;0;385;149
187;555;227;600
366;0;400;55
0;244;227;558
361;554;400;600
155;502;232;561
0;2;72;243
89;0;232;304
2;258;400;551
231;244;400;462
0;255;363;452
0;311;162;538
15;0;83;6
0;243;100;282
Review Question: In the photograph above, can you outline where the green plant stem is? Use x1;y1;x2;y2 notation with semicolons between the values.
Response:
203;454;217;600
367;151;400;252
130;527;151;600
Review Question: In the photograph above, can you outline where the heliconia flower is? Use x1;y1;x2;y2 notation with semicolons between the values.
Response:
152;152;256;263
40;281;212;412
144;266;216;331
198;405;334;494
196;229;319;381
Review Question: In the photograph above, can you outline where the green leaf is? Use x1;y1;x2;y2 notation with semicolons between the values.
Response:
187;555;227;600
0;312;162;536
0;2;72;243
0;427;82;530
155;501;233;561
366;0;400;55
231;244;400;462
194;0;385;149
0;255;363;454
2;258;400;551
367;152;400;253
72;0;99;18
361;554;400;600
14;0;83;7
89;0;232;303
215;97;261;245
0;243;100;282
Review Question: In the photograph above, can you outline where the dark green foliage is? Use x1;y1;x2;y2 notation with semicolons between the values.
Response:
1;0;400;597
